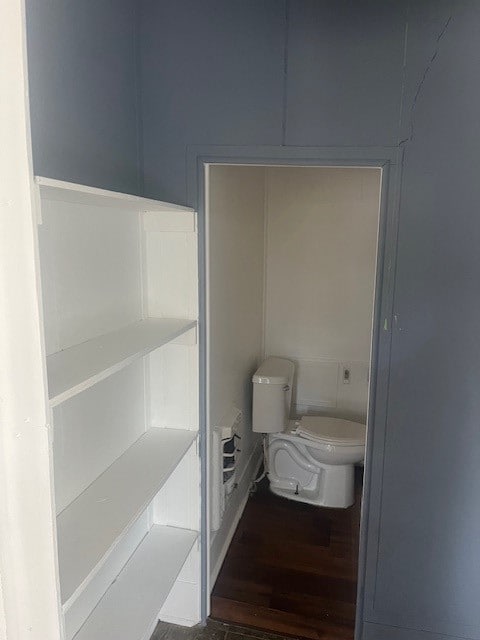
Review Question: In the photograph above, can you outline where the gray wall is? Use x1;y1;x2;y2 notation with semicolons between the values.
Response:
139;0;407;205
24;0;480;637
140;2;480;639
140;0;287;204
364;3;480;639
26;0;142;194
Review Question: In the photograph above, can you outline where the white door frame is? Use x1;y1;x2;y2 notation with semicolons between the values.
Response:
188;144;402;634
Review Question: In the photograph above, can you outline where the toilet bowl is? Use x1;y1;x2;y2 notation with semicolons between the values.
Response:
252;357;366;508
268;416;365;507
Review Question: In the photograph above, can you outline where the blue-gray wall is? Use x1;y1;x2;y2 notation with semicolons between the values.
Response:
26;0;142;194
140;0;287;204
364;3;480;639
140;2;480;639
25;1;480;638
140;0;408;205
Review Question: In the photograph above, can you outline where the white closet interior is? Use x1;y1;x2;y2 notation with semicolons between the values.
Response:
35;177;201;640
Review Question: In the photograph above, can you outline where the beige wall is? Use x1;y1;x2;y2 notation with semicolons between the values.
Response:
264;167;381;420
207;165;265;577
207;165;381;584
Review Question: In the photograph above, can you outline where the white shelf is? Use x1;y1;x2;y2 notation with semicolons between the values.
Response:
47;318;197;407
36;176;194;213
73;525;197;640
57;428;197;607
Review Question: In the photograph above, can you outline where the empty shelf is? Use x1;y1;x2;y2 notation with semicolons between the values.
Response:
36;176;194;213
73;525;197;640
58;428;197;607
47;318;197;406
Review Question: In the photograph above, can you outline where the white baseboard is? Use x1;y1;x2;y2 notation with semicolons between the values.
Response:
159;615;197;628
160;580;201;628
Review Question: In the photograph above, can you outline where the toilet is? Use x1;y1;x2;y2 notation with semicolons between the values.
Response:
252;357;366;508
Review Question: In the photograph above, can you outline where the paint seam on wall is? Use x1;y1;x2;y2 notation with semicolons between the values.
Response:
281;1;290;146
395;7;409;146
134;3;145;195
262;168;269;358
400;14;453;146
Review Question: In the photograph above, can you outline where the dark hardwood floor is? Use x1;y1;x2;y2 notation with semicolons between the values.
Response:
211;470;363;640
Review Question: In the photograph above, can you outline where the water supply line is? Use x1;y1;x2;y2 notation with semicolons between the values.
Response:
250;434;269;493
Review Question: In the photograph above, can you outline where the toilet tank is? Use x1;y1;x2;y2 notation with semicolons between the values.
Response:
252;357;295;433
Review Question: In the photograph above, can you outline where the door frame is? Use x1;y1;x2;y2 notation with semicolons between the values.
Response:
188;144;403;637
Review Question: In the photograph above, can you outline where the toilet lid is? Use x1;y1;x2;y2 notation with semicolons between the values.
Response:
296;416;366;446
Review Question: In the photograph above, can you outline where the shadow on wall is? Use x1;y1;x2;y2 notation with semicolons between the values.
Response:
288;357;370;423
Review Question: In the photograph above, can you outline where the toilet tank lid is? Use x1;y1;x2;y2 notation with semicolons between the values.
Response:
252;357;294;385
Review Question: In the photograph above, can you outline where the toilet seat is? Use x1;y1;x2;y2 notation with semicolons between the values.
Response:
294;416;366;447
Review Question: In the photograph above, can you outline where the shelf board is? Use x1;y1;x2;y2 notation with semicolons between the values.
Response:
58;427;197;607
47;318;197;407
73;524;197;640
36;176;194;213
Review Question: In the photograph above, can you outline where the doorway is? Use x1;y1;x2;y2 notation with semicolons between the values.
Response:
197;151;395;639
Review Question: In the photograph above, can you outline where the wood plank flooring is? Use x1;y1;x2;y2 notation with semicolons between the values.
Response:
211;471;363;640
152;618;311;640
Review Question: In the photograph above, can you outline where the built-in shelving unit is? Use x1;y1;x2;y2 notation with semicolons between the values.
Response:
48;318;197;407
36;176;193;212
73;526;198;640
34;177;201;640
58;427;197;605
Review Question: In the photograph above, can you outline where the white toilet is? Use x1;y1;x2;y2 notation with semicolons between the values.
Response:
252;357;366;508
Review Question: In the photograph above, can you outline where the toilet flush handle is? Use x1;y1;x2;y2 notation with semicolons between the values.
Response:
283;385;290;392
